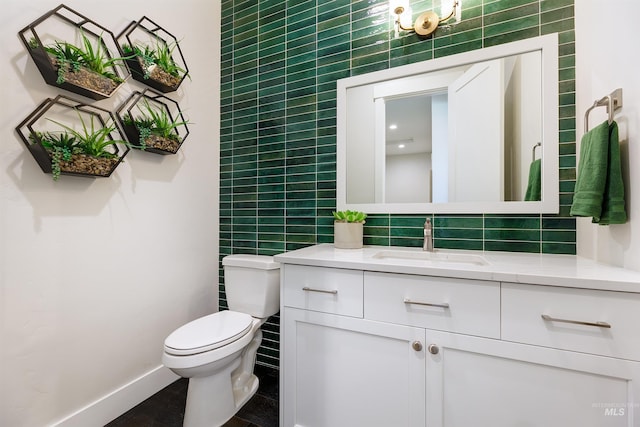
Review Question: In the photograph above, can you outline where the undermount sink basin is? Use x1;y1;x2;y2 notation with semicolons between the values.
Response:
372;250;489;266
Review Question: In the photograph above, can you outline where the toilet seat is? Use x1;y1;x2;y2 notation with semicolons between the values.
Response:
164;311;253;356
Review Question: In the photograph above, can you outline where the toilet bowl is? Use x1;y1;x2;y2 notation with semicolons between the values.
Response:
162;255;280;427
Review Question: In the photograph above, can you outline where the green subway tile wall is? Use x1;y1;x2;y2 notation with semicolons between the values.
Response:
220;0;576;368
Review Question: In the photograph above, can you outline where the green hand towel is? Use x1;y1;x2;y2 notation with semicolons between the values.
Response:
524;158;541;201
570;120;627;224
599;121;627;225
571;120;610;221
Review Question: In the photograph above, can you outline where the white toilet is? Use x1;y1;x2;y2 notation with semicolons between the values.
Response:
162;254;280;427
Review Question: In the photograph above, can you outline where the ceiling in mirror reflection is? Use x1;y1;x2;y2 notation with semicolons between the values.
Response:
385;95;432;156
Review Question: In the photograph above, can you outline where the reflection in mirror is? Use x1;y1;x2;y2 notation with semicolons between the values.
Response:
380;52;542;204
385;94;433;203
337;34;559;214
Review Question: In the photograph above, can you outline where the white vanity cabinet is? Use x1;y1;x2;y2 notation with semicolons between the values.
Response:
364;273;640;427
277;245;640;427
281;265;427;427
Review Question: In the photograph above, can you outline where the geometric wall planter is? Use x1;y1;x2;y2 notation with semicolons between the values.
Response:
117;17;189;93
15;95;130;180
115;89;190;155
18;4;130;100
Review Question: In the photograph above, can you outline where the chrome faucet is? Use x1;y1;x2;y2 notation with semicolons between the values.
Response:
423;218;434;252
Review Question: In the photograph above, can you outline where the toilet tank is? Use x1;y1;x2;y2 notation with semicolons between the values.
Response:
222;254;280;318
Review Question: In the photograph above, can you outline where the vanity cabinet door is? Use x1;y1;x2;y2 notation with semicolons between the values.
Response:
424;329;640;427
282;307;426;427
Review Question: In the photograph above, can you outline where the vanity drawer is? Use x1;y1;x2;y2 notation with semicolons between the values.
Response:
282;264;363;317
502;283;640;361
364;272;500;338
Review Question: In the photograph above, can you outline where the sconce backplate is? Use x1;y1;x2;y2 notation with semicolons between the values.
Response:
414;11;440;36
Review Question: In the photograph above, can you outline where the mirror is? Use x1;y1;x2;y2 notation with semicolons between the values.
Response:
337;34;559;214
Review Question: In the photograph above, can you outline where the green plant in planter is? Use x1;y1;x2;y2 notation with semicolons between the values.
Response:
32;110;129;180
40;39;84;84
121;43;155;79
332;210;367;223
28;37;40;50
123;99;189;150
29;131;80;180
122;114;153;149
49;112;122;158
153;39;187;79
333;210;367;249
75;31;129;82
40;31;130;85
122;38;187;80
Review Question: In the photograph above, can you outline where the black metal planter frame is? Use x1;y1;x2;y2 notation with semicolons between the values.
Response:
15;95;130;179
117;17;189;93
18;4;129;100
115;89;190;155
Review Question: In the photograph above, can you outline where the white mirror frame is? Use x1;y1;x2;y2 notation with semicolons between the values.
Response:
336;33;559;214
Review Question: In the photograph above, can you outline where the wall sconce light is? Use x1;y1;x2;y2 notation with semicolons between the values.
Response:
392;0;460;37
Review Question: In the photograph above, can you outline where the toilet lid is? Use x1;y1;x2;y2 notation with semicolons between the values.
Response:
164;311;253;356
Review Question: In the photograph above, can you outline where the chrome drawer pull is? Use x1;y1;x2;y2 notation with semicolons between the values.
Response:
302;286;338;295
404;298;449;309
541;314;611;329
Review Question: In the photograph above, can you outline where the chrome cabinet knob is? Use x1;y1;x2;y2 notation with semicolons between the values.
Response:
428;344;439;355
412;341;423;351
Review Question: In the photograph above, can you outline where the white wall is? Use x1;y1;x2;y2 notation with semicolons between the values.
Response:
345;85;377;204
385;153;431;203
504;52;542;201
0;1;220;426
575;1;640;271
431;94;448;203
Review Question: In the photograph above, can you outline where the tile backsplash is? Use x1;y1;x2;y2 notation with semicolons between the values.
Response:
220;0;576;367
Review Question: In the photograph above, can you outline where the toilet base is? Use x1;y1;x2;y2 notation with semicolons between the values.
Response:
232;372;259;414
180;326;264;427
183;364;259;427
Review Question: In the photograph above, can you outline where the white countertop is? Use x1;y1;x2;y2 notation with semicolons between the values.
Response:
274;244;640;293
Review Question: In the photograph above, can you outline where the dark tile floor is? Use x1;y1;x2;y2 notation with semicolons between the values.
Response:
105;365;279;427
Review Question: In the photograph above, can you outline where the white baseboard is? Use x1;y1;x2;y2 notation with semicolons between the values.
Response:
51;365;180;427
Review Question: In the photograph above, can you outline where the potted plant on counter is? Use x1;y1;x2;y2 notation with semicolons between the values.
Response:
332;210;367;249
